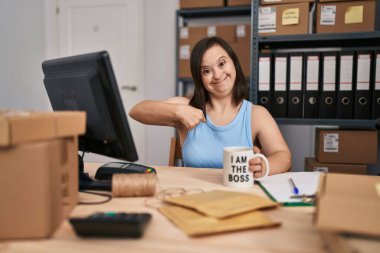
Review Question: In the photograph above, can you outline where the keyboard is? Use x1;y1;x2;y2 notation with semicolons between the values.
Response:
70;212;152;238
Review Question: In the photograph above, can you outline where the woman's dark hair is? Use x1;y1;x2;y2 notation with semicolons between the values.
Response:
189;36;248;114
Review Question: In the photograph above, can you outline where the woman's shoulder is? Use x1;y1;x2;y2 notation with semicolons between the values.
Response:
250;104;273;120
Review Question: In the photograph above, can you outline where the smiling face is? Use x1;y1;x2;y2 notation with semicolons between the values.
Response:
200;45;236;98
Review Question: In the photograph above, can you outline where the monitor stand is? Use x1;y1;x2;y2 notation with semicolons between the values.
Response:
78;155;111;191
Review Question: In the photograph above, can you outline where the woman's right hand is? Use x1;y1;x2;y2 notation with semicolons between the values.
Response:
175;104;206;130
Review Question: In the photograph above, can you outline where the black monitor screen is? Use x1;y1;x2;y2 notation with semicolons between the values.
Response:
42;51;138;162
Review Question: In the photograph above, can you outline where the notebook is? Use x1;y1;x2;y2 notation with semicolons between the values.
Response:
258;172;322;206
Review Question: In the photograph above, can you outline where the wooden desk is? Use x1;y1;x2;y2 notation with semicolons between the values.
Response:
0;165;378;253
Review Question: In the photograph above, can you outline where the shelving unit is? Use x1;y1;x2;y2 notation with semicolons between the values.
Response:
250;0;380;129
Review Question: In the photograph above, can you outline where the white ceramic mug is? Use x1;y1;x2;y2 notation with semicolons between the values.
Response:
223;146;270;188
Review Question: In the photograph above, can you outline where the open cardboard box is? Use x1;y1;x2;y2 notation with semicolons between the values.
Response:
315;173;380;237
0;110;85;239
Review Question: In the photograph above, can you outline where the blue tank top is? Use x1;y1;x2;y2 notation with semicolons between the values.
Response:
182;99;253;169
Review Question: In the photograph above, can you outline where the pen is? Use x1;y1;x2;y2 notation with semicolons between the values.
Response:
289;178;299;195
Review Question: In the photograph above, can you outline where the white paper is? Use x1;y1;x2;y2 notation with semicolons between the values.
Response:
356;54;371;90
207;26;217;37
323;133;339;153
323;56;336;91
259;7;276;33
259;172;321;203
179;45;190;60
290;56;302;90
339;55;353;91
259;57;271;91
236;25;246;38
180;27;189;39
320;5;336;26
275;57;287;91
306;56;319;91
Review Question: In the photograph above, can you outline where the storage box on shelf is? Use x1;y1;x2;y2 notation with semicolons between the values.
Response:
316;0;376;34
304;157;367;174
227;0;252;7
314;128;378;164
180;0;224;9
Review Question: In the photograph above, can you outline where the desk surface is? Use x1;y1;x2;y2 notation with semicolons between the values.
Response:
1;164;379;253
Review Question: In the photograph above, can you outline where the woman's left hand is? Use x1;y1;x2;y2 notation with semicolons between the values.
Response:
249;146;267;178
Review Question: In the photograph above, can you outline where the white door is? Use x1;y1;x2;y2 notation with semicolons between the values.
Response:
57;0;146;163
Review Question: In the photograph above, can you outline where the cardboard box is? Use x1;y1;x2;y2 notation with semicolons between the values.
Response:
316;0;375;34
314;128;378;164
260;0;313;5
180;0;224;9
315;173;380;237
259;2;310;36
305;157;367;174
231;41;251;77
0;110;85;239
227;0;251;7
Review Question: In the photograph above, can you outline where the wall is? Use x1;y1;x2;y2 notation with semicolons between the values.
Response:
0;0;50;111
144;0;178;165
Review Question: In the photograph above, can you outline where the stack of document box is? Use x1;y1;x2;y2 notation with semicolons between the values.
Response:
258;50;380;120
0;110;86;239
305;128;378;174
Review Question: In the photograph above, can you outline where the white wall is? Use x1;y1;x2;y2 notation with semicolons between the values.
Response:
0;0;50;111
144;0;178;165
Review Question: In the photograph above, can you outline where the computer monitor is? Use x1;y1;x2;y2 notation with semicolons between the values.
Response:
42;51;138;190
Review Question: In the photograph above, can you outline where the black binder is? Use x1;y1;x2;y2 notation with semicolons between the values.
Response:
320;52;337;119
273;53;288;118
287;53;304;118
304;52;321;118
372;51;380;119
337;51;355;119
354;51;373;119
258;53;273;114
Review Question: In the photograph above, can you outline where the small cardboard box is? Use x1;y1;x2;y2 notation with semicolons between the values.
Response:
227;0;251;7
305;157;367;174
315;173;380;237
259;2;310;36
314;128;378;164
180;0;224;9
0;110;85;239
316;0;375;34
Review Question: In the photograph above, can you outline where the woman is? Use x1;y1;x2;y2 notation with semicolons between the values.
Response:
129;36;291;177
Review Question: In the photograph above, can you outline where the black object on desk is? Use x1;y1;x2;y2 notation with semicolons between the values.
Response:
95;162;156;180
70;212;152;238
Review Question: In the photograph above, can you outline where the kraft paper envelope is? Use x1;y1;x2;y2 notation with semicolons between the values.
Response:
164;190;279;219
159;205;280;237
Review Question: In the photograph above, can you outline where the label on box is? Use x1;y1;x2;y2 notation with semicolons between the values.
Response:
180;27;189;39
236;25;246;38
207;26;217;37
179;45;191;60
282;8;299;26
345;5;363;24
323;133;339;153
259;7;276;33
320;6;336;26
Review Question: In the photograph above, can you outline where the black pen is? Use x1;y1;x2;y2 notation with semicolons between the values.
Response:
288;178;299;195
